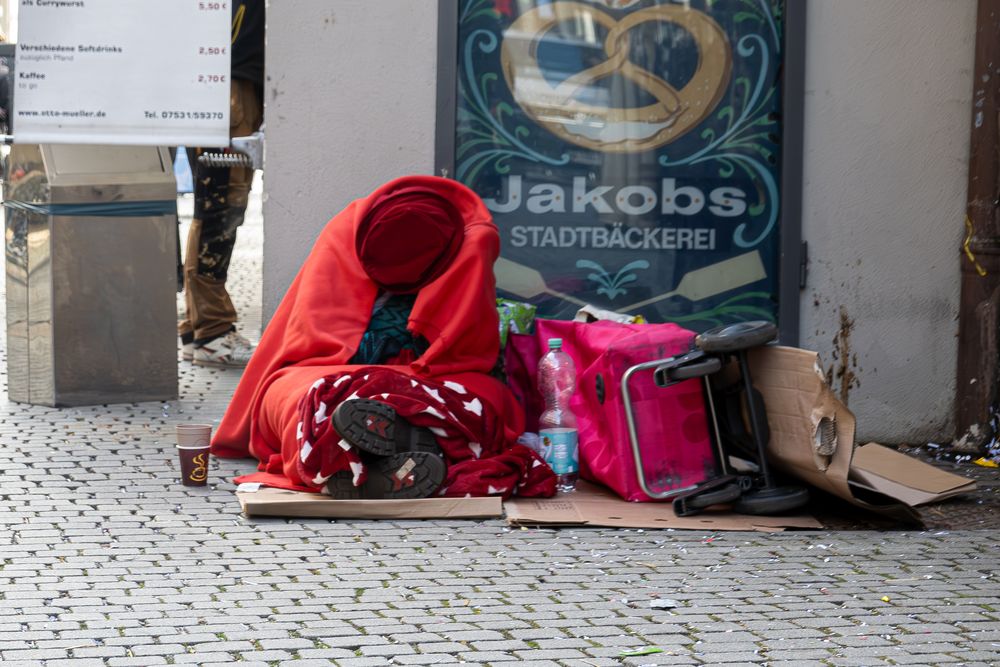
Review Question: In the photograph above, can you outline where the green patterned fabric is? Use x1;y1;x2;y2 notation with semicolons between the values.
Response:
350;293;429;364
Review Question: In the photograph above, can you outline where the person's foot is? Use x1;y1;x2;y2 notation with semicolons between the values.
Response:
327;398;447;499
193;330;254;368
181;341;195;361
326;450;446;500
332;397;439;456
362;450;447;499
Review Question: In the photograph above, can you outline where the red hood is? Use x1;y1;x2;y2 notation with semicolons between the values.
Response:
212;175;501;458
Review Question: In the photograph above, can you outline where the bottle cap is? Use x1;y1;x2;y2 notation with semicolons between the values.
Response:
548;337;562;349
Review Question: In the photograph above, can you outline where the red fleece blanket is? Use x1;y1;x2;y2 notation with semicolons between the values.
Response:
213;175;556;498
295;368;554;499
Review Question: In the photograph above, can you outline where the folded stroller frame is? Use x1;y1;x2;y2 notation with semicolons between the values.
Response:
622;321;810;517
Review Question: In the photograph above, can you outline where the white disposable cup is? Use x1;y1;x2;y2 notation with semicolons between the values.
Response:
176;424;212;447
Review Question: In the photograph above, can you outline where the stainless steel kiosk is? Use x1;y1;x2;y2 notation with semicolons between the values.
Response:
4;144;178;405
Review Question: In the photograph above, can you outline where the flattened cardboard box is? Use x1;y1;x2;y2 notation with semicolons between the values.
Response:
746;346;976;520
505;481;822;531
238;486;502;520
850;442;976;506
240;482;820;530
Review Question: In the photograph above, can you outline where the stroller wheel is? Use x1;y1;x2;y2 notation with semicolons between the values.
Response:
696;321;777;353
734;485;810;515
684;482;742;509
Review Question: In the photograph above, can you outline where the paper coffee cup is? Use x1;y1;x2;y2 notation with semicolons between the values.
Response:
176;424;212;486
177;445;210;486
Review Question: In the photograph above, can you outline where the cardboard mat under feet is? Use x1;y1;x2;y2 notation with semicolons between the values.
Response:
237;481;822;532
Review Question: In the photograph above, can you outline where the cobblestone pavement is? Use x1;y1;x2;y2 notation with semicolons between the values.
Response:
1;185;998;666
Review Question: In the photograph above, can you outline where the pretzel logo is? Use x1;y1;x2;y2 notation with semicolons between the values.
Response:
501;2;731;153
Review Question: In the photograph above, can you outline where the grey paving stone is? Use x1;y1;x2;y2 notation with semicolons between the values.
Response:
172;653;239;663
293;648;358;659
336;658;407;667
393;656;469;665
888;653;964;664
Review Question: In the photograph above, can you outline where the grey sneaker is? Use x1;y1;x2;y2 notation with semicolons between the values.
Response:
193;330;254;368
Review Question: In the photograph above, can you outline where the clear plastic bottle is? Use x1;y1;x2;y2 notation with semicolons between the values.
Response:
538;337;578;492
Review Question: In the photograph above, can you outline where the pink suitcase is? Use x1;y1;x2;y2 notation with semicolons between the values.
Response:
505;319;724;502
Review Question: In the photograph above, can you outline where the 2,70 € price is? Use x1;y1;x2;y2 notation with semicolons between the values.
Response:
197;74;227;84
198;2;227;9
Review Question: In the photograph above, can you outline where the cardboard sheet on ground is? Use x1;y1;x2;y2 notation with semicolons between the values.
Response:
850;443;976;506
237;482;819;529
238;486;502;520
746;346;976;522
504;481;821;531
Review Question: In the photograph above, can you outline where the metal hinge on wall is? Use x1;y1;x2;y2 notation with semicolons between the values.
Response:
799;241;809;289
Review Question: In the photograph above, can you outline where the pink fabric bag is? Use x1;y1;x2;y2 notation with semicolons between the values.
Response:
506;319;719;502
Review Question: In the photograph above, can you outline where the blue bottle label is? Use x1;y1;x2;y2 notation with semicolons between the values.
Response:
540;428;578;475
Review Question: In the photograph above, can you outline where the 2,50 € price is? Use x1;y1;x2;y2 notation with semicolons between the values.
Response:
199;46;227;56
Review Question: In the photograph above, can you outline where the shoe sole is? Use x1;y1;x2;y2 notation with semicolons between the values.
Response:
326;450;446;500
326;470;361;500
364;451;446;499
333;398;438;457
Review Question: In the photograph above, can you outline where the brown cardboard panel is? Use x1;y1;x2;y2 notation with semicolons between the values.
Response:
504;481;821;531
238;487;503;519
238;483;819;528
850;443;977;506
747;346;856;499
744;346;969;522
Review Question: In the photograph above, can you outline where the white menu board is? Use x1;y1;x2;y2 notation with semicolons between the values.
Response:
14;0;230;146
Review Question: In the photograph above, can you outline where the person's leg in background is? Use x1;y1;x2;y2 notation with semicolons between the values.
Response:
177;78;263;367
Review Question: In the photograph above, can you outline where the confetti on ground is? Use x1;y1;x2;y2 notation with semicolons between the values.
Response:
650;598;679;609
619;647;665;657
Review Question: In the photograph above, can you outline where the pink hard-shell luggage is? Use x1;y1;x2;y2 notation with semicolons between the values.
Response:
505;319;723;502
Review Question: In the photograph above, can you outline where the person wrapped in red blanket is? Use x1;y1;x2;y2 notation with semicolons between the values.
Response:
210;175;556;500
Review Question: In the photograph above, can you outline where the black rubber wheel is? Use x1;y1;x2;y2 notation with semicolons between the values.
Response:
684;482;742;509
696;321;778;353
734;485;810;515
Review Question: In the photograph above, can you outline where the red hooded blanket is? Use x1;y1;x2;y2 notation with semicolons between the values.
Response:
211;175;554;497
